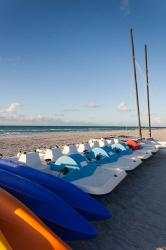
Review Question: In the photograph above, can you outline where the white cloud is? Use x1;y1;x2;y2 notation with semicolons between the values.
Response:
0;113;96;125
0;102;59;124
0;102;95;125
0;102;22;115
86;101;99;108
5;102;22;114
120;0;130;15
117;102;131;112
0;113;62;124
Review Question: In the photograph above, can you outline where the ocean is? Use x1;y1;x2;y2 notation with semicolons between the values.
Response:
0;125;163;135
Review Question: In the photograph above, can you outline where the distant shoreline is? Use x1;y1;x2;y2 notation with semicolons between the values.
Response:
0;127;166;138
1;128;166;157
0;125;166;136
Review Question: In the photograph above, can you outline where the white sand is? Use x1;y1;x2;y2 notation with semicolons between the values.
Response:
1;129;166;157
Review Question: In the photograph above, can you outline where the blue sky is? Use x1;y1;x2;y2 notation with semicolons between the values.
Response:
0;0;166;126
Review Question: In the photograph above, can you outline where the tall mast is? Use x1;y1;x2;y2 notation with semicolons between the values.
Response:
130;28;142;139
144;44;152;138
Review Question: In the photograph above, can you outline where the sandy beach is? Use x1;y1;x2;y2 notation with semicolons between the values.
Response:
1;128;166;157
0;129;166;249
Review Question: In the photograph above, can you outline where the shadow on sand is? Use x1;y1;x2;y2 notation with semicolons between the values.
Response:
70;149;166;250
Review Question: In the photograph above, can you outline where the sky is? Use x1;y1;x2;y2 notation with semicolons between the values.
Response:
0;0;166;126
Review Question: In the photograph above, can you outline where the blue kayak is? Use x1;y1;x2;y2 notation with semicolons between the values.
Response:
0;159;111;221
0;168;96;241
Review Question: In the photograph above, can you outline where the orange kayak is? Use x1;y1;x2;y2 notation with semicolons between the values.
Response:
126;140;140;150
0;188;71;250
0;230;12;250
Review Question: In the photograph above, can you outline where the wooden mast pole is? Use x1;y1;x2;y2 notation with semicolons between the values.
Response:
130;28;142;139
144;44;152;138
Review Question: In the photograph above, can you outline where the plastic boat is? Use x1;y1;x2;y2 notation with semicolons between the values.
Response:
10;151;126;195
0;168;96;241
125;140;140;150
117;136;166;149
0;230;12;250
85;140;142;170
146;138;166;148
114;138;156;157
126;139;159;153
79;142;142;171
138;141;159;153
100;138;153;160
0;158;111;221
51;153;126;195
0;188;70;250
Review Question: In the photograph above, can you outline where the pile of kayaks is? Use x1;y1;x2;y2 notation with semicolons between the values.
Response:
0;136;163;249
0;188;70;250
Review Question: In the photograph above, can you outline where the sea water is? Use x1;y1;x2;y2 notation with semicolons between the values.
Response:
0;125;161;135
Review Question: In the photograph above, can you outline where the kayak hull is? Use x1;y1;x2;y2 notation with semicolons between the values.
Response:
0;159;111;221
0;188;70;250
0;168;96;241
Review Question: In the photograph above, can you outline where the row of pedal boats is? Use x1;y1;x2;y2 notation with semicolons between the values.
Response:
0;137;165;249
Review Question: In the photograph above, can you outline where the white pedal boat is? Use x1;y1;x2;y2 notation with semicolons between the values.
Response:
10;151;127;195
102;138;153;160
89;139;144;164
64;143;141;171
